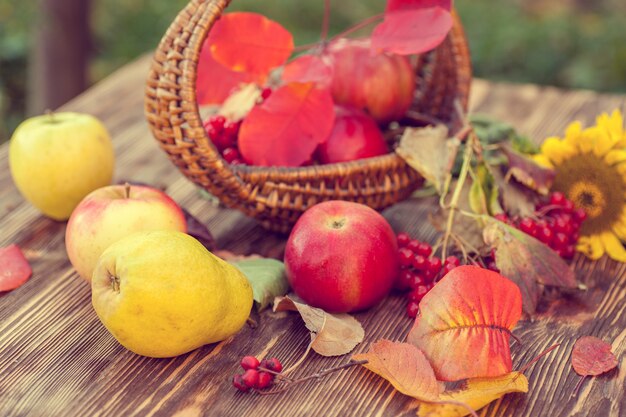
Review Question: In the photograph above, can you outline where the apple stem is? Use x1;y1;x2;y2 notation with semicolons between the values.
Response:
109;273;121;293
124;182;131;199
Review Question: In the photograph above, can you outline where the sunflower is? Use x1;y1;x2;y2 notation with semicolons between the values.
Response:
534;109;626;261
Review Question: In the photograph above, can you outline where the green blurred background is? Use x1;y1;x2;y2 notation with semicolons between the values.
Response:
1;0;626;142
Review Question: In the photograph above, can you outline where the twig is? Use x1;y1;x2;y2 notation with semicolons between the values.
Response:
321;0;331;42
404;110;445;127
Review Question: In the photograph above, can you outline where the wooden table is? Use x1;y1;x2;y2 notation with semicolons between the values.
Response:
1;55;624;417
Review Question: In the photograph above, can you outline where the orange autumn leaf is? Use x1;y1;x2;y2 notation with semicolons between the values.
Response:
208;12;294;76
282;54;334;88
571;336;618;377
352;340;444;402
408;266;522;381
238;82;335;167
196;44;264;105
416;372;529;417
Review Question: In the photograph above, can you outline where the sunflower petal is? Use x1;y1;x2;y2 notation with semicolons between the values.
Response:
540;137;578;164
596;110;624;142
612;221;626;241
532;154;554;168
584;126;615;157
604;149;626;166
576;235;605;260
563;121;585;149
600;231;626;262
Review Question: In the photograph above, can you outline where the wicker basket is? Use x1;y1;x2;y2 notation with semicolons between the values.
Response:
145;0;472;233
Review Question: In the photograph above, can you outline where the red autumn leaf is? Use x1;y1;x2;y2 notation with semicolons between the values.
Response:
408;265;522;381
238;82;335;167
282;55;334;88
371;7;453;56
386;0;452;12
0;244;32;292
352;340;444;402
572;336;618;376
196;45;264;105
208;12;294;76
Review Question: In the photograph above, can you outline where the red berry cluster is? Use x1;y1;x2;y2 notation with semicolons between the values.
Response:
396;233;461;318
495;192;586;259
204;87;273;165
232;356;283;392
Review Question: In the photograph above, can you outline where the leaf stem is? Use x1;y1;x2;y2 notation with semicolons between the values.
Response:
517;343;561;375
321;0;331;42
282;340;313;376
332;13;384;40
572;375;587;397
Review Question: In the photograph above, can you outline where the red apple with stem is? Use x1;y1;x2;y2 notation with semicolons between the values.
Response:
318;106;388;164
327;38;416;124
284;200;398;313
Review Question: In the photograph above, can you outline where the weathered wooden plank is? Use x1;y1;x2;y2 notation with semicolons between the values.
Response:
0;57;624;417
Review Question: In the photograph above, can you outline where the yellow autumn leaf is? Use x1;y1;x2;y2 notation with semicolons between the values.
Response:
417;372;529;417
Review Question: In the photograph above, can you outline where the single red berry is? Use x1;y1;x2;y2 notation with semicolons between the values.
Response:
551;232;569;250
444;256;460;267
422;268;436;282
206;126;220;140
222;147;241;164
411;254;427;270
562;245;575;259
427;257;442;275
573;208;587;223
570;231;580;244
230;158;244;165
210;115;226;131
406;300;420;318
396;232;411;247
441;263;456;277
397;270;415;290
232;374;249;392
398;248;414;267
561;199;574;212
261;358;283;373
256;371;274;389
519;218;536;236
536;219;548;228
494;213;509;223
407;240;421;253
416;242;433;257
410;273;426;289
550;191;566;206
261;87;273;100
241;369;260;388
223;121;240;139
553;216;571;234
537;226;553;244
408;285;431;303
487;261;499;272
240;356;260;371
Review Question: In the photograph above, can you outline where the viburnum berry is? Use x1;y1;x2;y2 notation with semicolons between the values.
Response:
241;369;260;389
573;208;587;223
406;300;419;318
411;254;427;270
240;356;260;371
416;242;432;257
223;147;241;164
494;213;509;223
550;191;566;206
427;257;442;275
256;371;274;389
398;248;413;267
232;374;249;392
444;256;460;267
408;285;431;303
396;232;411;247
518;217;536;236
407;239;421;253
223;121;240;139
261;357;283;373
261;87;273;100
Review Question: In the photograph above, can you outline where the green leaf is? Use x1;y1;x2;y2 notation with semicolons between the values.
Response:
469;163;502;216
232;258;289;311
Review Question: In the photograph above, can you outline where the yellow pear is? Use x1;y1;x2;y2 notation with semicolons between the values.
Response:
9;112;114;220
91;230;253;358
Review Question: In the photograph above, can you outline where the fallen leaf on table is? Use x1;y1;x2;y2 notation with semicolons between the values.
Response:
408;265;522;381
182;209;216;251
396;124;459;194
483;220;578;314
501;144;555;195
416;372;529;417
218;83;262;122
0;244;32;292
571;336;618;396
232;258;289;311
352;340;443;402
273;296;364;356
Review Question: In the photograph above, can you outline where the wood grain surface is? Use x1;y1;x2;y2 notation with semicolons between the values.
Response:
0;55;624;417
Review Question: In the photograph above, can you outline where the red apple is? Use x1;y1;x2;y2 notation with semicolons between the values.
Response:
318;106;388;164
327;38;416;124
284;200;398;313
65;184;187;281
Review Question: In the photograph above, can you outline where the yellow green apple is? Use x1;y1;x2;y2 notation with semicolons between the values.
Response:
65;184;187;281
9;112;115;220
92;230;253;358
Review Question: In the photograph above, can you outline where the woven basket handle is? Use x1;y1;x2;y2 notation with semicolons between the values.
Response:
146;0;252;203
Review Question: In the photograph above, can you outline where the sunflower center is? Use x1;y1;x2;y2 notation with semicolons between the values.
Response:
552;153;625;235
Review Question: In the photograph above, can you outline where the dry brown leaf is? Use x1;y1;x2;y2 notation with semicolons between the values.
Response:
273;296;364;356
218;83;261;122
416;372;529;417
353;340;444;402
501;144;555;195
396;124;459;194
